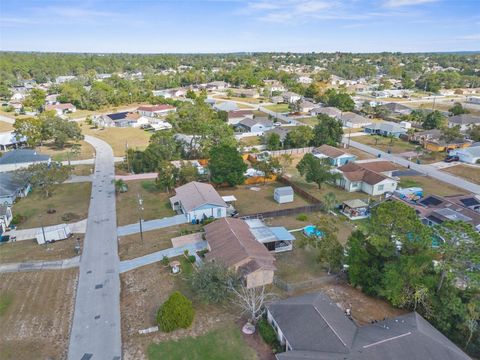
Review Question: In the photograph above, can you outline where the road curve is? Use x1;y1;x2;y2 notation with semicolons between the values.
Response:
68;135;121;360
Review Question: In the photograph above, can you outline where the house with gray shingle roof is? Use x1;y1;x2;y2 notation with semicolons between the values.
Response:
447;114;480;131
268;292;470;360
236;117;274;134
0;149;50;172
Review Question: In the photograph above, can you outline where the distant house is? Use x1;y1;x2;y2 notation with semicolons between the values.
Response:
264;127;292;146
382;102;412;115
271;95;285;104
299;100;316;113
213;101;238;112
169;181;228;222
451;143;480;164
137;104;176;117
336;161;398;196
44;103;76;116
147;118;173;131
364;121;408;137
411;129;470;152
339;112;371;128
204;217;276;288
297;76;313;84
448;114;480;131
152;89;173;98
282;92;301;104
95;112;142;128
274;186;294;204
313;144;357;167
467;96;480;105
310;107;342;118
0;149;50;172
0;132;26;151
236;117;274;134
206;81;229;90
45;94;59;105
267;292;470;360
0;172;31;205
264;80;285;92
55;75;76;84
0;204;13;234
227;110;254;125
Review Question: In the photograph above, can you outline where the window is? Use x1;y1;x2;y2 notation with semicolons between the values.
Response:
378;184;384;191
216;208;222;217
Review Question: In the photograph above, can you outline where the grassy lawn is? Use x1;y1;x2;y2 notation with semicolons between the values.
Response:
36;140;95;161
343;146;375;160
82;123;152;156
215;96;261;104
0;120;13;132
147;324;257;360
0;235;83;263
398;175;466;196
13;183;92;229
118;224;202;261
218;182;310;216
354;135;416;154
264;103;289;112
239;136;263;147
0;269;77;360
443;165;480;184
296;116;318;127
72;164;94;176
116;180;175;226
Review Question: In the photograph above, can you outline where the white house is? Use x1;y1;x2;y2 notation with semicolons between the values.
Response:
137;104;176;117
297;76;313;84
282;92;302;104
169;181;228;222
44;103;76;116
451;144;480;164
236;117;274;135
0;205;13;234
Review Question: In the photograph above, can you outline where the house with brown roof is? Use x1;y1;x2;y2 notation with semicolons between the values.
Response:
44;102;76;116
227;110;254;125
169;181;228;222
204;218;276;288
313;144;357;166
336;161;399;196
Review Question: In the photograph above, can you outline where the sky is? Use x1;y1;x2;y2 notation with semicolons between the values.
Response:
0;0;479;53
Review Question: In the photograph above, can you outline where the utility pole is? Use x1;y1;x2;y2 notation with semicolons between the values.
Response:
137;193;144;245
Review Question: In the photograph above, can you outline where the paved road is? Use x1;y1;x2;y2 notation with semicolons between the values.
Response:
343;137;480;194
117;214;188;237
68;135;122;360
119;241;208;273
0;256;80;273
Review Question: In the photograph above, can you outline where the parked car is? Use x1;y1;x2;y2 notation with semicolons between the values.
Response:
444;155;459;163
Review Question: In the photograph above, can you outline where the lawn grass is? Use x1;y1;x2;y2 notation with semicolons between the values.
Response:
0;293;13;316
217;182;310;216
297;116;319;127
443;165;480;185
343;146;375;160
215;95;261;104
0;120;13;132
13;183;92;229
116;180;175;226
354;134;417;154
239;136;263;147
264;103;289;113
36;140;95;161
398;175;466;196
147;324;257;360
81;123;152;156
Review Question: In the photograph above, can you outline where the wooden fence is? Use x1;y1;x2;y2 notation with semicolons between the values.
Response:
277;176;322;204
240;203;323;220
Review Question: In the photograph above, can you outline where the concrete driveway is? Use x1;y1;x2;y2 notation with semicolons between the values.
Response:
117;214;188;237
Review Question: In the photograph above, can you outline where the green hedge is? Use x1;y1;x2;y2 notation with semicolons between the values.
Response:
258;318;281;352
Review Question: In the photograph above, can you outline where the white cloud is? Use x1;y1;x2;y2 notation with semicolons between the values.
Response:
384;0;437;7
457;34;480;41
245;0;337;22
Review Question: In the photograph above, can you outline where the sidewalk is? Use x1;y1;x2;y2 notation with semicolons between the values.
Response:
117;214;188;236
0;256;80;273
115;173;157;181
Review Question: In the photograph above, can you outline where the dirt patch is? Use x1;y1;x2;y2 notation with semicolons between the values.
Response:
120;262;236;360
443;164;480;185
0;269;78;360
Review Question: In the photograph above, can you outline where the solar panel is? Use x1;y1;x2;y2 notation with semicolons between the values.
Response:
107;112;129;120
460;198;480;207
420;196;443;206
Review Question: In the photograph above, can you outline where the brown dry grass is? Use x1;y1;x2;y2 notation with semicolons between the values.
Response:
354;135;416;154
0;120;13;132
344;146;375;160
443;164;480;185
13;183;92;229
36;140;95;162
0;235;83;263
71;164;94;176
0;269;78;360
398;175;466;196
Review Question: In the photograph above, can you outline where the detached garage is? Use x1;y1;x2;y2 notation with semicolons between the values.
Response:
274;186;294;204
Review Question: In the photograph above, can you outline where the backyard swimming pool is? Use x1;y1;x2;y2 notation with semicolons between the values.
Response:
303;225;323;237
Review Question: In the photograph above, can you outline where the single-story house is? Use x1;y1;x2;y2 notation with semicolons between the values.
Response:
152;89;173;98
0;172;31;205
271;95;285;104
95;112;142;128
336;161;399;196
55;75;76;84
299;100;316;113
297;76;313;84
313;144;357;167
310;106;342;118
448;114;480;131
228;110;254;125
44;103;76;116
236;117;274;134
282;92;301;104
409;129;470;152
382;102;412;115
274;186;294;204
264;127;293;146
267;292;470;360
204;217;276;288
170;181;228;222
0;149;51;172
263;80;285;92
137;104;176;117
445;193;480;213
339;112;371;128
451;143;480;164
206;81;229;90
0;131;26;151
213;101;238;112
245;218;295;253
0;204;13;234
364;121;408;137
45;94;59;104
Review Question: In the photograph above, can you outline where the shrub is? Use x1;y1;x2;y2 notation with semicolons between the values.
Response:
188;262;238;303
61;212;80;222
258;318;281;352
188;255;196;263
157;291;195;332
11;214;25;226
197;249;209;258
296;213;308;221
161;255;169;266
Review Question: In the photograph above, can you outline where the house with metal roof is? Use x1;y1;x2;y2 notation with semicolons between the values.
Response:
267;292;470;360
169;181;228;222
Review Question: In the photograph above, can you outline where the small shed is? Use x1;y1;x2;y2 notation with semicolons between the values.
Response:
341;199;369;220
274;186;294;204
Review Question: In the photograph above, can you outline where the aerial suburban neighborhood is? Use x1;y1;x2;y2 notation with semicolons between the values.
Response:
0;1;479;360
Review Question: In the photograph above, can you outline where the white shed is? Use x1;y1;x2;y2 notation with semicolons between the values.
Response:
274;186;294;204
